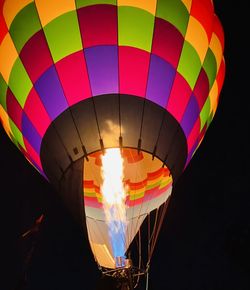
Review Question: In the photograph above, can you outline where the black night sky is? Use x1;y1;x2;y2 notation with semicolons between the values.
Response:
1;1;250;290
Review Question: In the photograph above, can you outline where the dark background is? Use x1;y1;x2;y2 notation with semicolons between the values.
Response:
1;1;249;289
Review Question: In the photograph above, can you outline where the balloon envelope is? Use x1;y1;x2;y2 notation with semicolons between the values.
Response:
0;0;225;270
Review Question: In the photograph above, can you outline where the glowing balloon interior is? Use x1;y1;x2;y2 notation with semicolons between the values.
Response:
84;148;172;268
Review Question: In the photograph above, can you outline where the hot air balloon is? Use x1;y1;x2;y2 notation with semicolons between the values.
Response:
0;0;225;289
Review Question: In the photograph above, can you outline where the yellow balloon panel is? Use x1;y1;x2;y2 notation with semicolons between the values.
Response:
3;0;32;28
209;33;223;71
0;104;13;137
118;0;157;15
185;16;209;63
181;0;192;12
0;33;18;82
35;0;76;27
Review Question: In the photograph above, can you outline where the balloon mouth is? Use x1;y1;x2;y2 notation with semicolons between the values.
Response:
40;94;188;190
83;148;173;269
